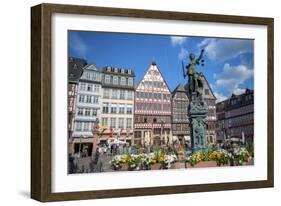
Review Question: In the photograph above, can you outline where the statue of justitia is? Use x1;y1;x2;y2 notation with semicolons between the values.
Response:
184;49;207;151
185;49;205;95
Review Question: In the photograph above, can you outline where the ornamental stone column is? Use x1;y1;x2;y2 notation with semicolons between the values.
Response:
92;118;100;157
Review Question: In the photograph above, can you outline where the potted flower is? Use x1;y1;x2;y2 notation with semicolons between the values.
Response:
127;154;141;171
110;154;128;170
186;152;204;167
209;149;232;166
232;146;251;166
140;153;157;170
161;154;177;169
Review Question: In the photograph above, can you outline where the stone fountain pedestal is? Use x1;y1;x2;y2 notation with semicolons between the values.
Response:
189;92;208;152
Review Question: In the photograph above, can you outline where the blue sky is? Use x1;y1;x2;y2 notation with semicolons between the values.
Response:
68;31;254;102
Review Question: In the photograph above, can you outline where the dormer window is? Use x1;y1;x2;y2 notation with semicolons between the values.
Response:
86;72;91;79
92;72;97;81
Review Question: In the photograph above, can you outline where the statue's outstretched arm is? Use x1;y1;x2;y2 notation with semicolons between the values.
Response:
196;49;205;63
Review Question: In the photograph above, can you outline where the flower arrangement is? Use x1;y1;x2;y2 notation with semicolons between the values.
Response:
161;154;177;169
209;149;232;166
140;153;157;170
110;145;253;171
186;152;204;167
127;154;142;170
232;146;251;165
153;149;165;163
110;154;128;170
111;153;155;170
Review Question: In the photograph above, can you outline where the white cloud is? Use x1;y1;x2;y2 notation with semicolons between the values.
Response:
214;92;228;103
170;36;188;46
214;63;253;94
70;33;87;57
197;38;214;48
198;38;253;61
178;48;189;60
233;88;246;95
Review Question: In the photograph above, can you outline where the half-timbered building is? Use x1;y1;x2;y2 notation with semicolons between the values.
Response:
134;62;172;146
171;84;190;144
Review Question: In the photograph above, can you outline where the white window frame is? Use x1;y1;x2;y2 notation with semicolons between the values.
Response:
87;83;93;92
112;89;118;99
111;104;117;114
101;118;108;127
127;91;133;100
119;104;125;114
77;108;83;116
105;75;110;84
79;83;86;91
126;118;132;129
85;108;91;116
78;95;85;103
118;118;124;129
126;104;133;114
92;108;97;116
120;77;126;85
119;90;126;99
86;72;91;79
93;84;99;92
110;118;116;129
103;88;110;98
76;122;82;131
113;76;118;85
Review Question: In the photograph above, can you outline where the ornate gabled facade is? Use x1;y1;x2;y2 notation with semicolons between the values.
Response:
134;62;172;146
100;66;135;145
171;84;190;144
